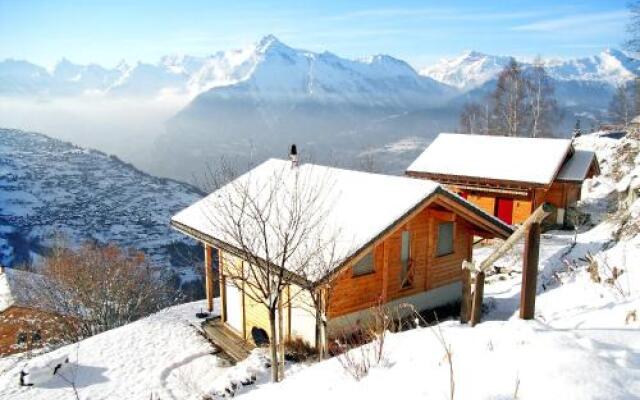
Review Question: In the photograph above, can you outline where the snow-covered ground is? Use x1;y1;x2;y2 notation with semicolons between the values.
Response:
0;300;275;399
236;130;640;400
1;130;638;399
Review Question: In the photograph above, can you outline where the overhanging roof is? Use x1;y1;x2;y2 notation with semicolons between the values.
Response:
407;133;573;186
171;159;513;284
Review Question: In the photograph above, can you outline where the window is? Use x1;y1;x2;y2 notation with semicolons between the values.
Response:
436;222;454;257
31;331;42;343
400;231;413;288
16;332;27;345
352;251;374;276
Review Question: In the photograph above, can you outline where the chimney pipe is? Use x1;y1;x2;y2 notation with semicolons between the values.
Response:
289;144;298;167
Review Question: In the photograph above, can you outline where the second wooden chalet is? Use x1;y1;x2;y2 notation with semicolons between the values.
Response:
406;133;600;226
171;156;512;350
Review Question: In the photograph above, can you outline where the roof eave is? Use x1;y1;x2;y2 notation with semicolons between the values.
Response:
170;219;313;288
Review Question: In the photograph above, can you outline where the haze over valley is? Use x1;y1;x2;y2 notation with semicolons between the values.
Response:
2;35;638;182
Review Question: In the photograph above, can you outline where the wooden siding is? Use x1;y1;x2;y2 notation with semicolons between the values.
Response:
513;198;533;224
544;181;566;209
327;205;473;319
467;194;496;215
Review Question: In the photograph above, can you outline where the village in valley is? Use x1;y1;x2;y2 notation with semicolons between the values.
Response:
0;1;640;399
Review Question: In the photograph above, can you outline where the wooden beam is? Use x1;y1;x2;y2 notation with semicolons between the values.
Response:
381;243;389;302
470;271;485;327
476;203;553;274
429;209;456;221
204;244;214;312
520;223;541;320
219;250;227;322
460;268;472;323
464;203;553;327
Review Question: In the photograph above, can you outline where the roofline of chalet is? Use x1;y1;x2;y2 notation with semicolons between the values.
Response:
171;186;513;289
555;152;601;183
169;220;313;288
406;141;575;190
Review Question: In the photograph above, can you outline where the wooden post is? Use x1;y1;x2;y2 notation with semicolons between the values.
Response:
470;271;485;327
219;250;227;322
460;268;472;323
381;243;389;303
204;244;214;312
278;292;285;380
520;222;541;320
464;203;554;326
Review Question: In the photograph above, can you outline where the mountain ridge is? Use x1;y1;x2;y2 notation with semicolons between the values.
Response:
3;36;637;100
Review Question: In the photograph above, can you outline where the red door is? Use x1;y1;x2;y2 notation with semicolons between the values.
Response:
495;197;514;224
459;191;469;199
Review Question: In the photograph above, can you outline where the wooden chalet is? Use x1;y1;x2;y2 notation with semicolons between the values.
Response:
171;157;512;351
0;267;62;356
406;133;600;226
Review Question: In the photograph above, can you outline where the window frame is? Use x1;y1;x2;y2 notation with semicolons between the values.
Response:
436;221;455;257
351;250;375;277
400;230;413;288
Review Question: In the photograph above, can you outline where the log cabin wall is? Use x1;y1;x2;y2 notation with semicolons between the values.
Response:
459;190;534;225
327;205;473;319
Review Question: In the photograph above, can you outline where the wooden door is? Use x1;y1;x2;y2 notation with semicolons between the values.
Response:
495;197;514;224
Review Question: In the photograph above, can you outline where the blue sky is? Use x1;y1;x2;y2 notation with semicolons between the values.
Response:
0;0;630;69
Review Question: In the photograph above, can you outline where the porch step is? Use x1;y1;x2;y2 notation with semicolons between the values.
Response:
202;317;256;362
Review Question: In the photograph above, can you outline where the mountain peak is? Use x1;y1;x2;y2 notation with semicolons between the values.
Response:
255;35;287;53
460;50;487;59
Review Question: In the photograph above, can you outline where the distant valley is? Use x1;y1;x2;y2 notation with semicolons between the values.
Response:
0;128;204;293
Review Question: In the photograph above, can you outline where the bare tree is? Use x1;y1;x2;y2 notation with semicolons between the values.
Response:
293;234;346;362
490;58;529;137
626;0;640;52
609;84;634;126
17;242;177;344
459;102;488;135
525;57;561;138
205;160;338;382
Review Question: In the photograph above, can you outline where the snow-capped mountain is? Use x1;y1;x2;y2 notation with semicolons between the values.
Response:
421;48;640;91
151;36;457;180
0;128;203;287
545;48;640;86
0;35;454;102
2;36;638;182
420;50;513;91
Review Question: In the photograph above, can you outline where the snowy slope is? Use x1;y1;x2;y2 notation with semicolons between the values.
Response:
0;128;203;276
2;130;638;400
235;130;640;400
0;301;224;399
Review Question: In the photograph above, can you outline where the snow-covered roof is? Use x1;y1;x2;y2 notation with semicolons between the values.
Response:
556;150;597;182
0;268;42;312
171;159;510;282
407;133;573;185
